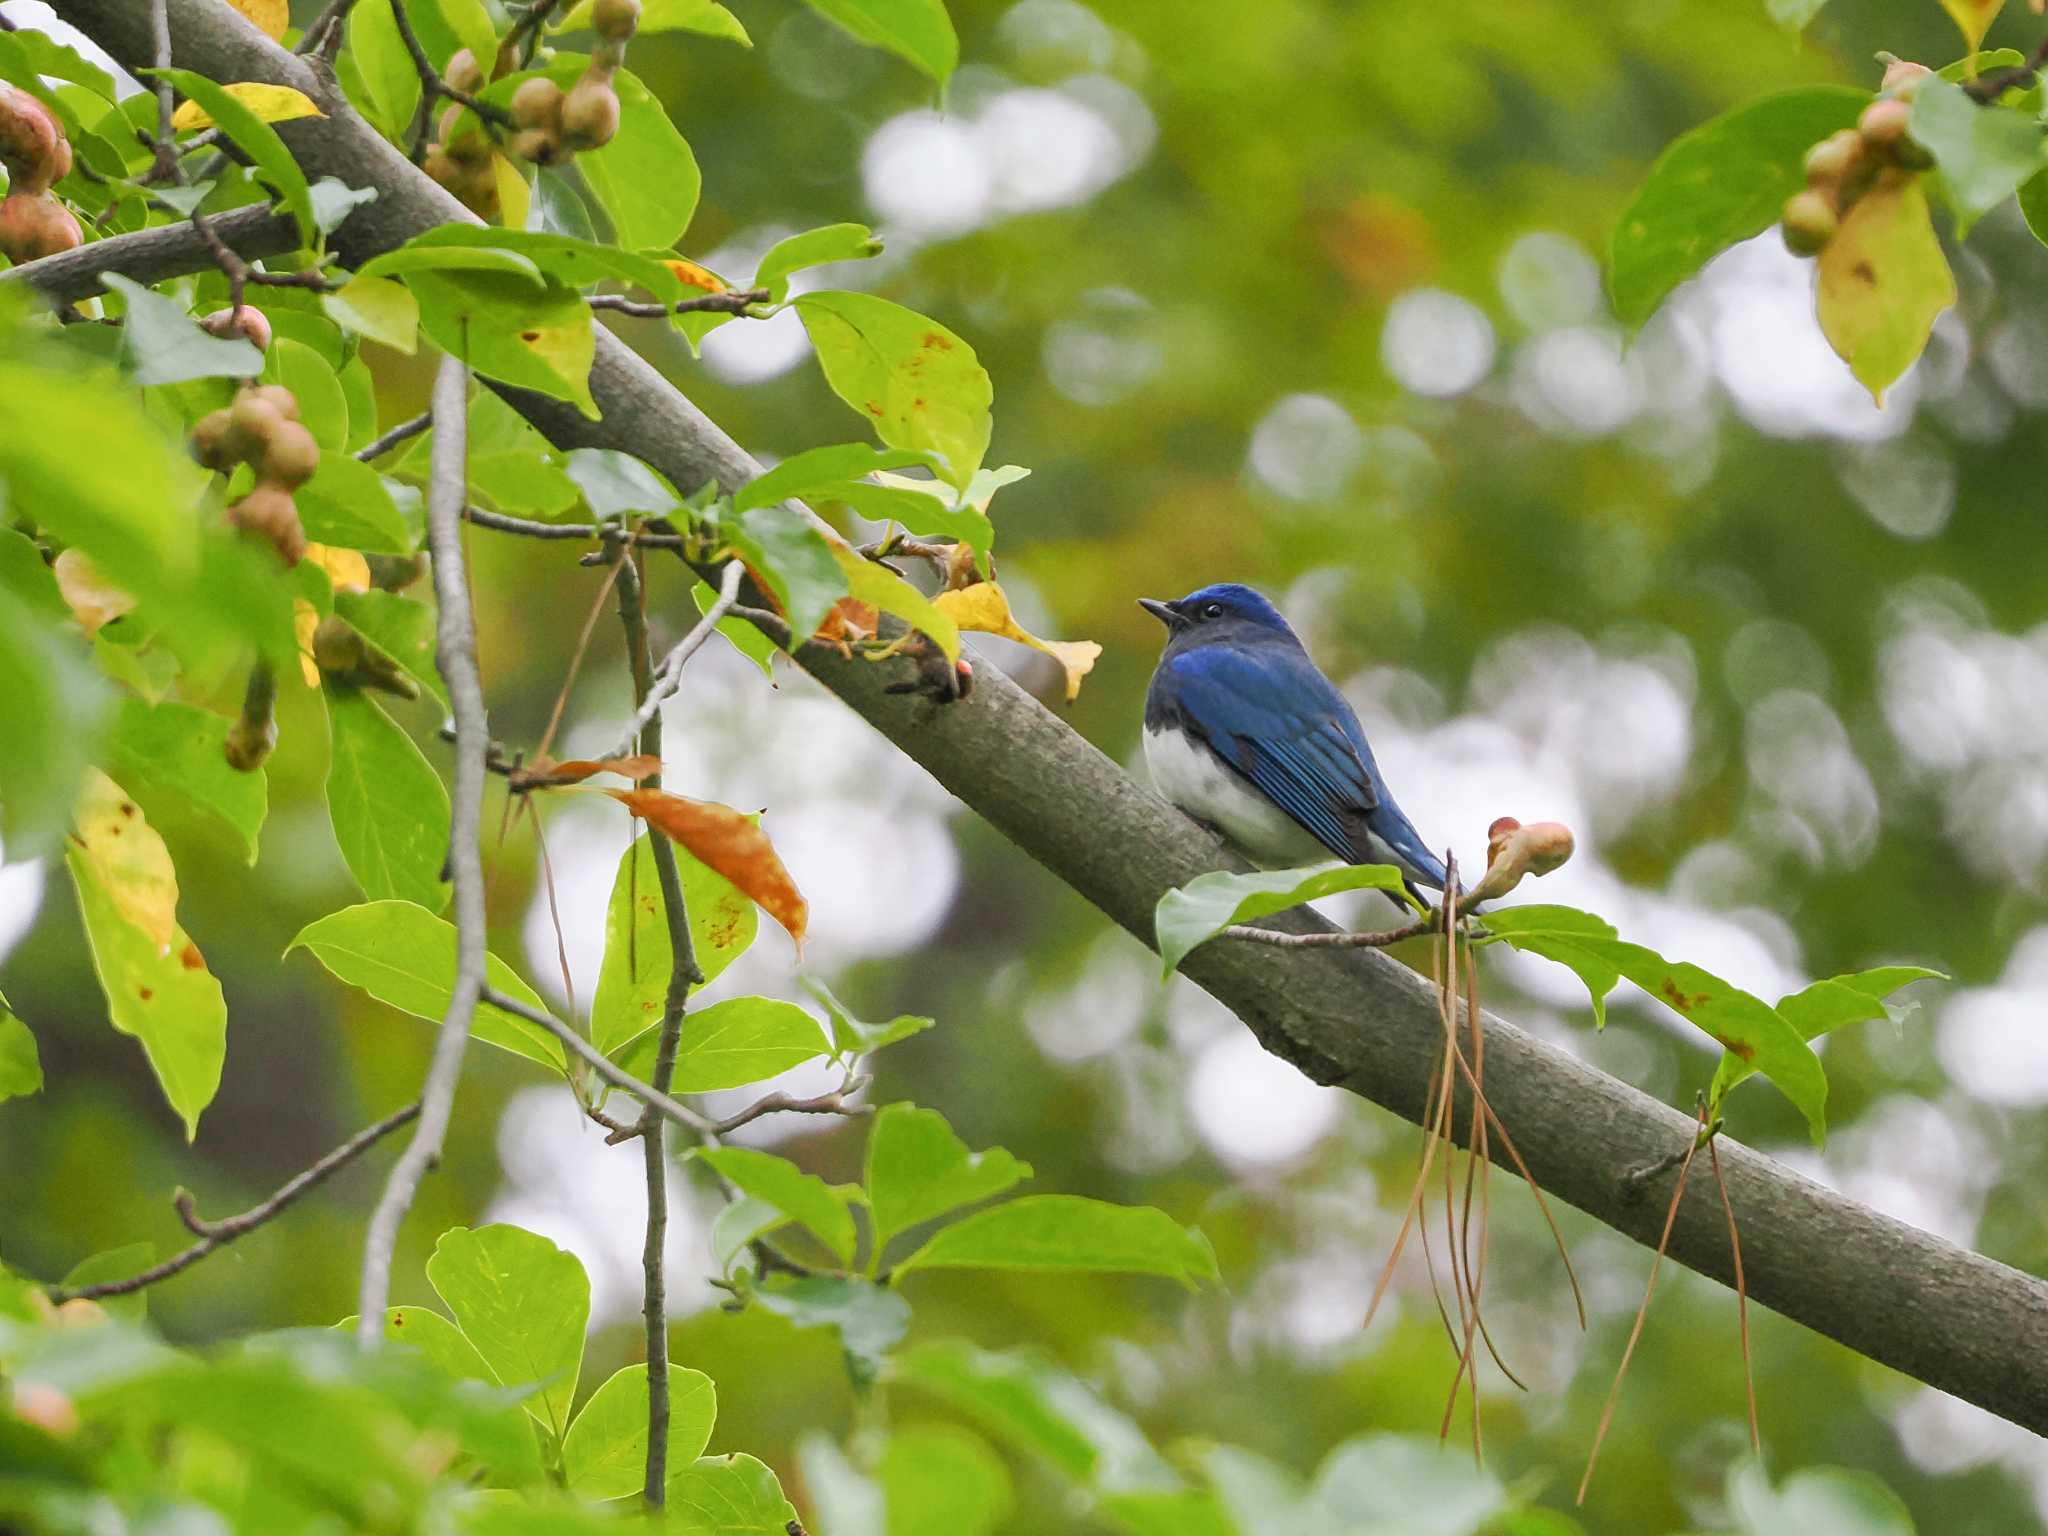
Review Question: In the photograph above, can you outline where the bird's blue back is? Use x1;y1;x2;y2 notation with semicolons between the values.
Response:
1143;585;1448;887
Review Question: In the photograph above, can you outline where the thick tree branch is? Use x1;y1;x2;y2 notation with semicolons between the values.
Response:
0;204;299;307
53;0;2048;1437
46;1101;421;1302
356;352;486;1344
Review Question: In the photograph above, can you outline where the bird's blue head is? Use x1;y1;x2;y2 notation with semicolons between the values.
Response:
1139;583;1298;655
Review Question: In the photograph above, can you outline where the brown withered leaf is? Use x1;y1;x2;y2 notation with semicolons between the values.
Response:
605;787;807;949
511;754;662;791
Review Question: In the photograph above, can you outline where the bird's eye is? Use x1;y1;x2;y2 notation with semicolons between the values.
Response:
1202;602;1224;619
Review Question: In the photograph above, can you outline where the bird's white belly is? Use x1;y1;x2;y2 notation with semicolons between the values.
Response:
1145;727;1331;867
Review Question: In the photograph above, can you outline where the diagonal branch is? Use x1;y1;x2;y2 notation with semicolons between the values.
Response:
601;557;743;763
47;1101;421;1302
47;0;2048;1438
355;351;487;1345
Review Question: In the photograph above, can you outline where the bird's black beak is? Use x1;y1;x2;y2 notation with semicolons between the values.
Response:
1138;597;1180;629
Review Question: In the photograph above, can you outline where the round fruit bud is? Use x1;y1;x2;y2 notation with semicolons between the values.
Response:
445;47;483;95
509;126;563;165
559;72;620;151
312;614;364;676
368;551;426;591
0;85;66;195
229;393;290;454
1882;59;1932;94
11;1382;80;1438
423;146;461;188
1858;98;1912;153
1781;189;1837;256
52;1298;107;1330
259;420;320;490
593;0;641;40
511;76;565;129
0;191;82;264
189;407;245;472
224;710;277;771
200;304;273;353
228;483;307;566
1803;129;1863;188
245;383;301;421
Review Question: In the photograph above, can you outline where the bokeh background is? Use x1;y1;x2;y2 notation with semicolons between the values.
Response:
4;0;2048;1528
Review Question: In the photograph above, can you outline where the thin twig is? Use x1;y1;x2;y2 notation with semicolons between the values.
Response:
710;1081;869;1136
463;503;691;549
588;288;770;319
356;410;433;463
356;353;487;1345
482;985;714;1133
1221;911;1436;949
495;0;570;77
48;1103;421;1301
390;0;509;162
602;559;743;761
294;0;361;55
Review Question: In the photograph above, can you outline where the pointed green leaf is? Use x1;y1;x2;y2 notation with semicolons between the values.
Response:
893;1195;1218;1286
593;832;756;1055
805;977;933;1060
751;1275;909;1379
798;0;957;85
1816;173;1955;405
754;223;883;303
1474;904;1623;1028
427;1224;590;1439
324;684;451;912
1155;862;1418;977
0;996;40;1104
1711;965;1945;1113
323;275;419;354
696;1145;857;1263
410;271;597;418
579;68;701;250
101;274;263;386
718;504;848;641
563;1362;717;1500
667;1452;799;1533
103;697;267;864
1911;79;2048;233
148;68;316;240
734;443;941;515
662;995;830;1091
866;1104;1030;1253
356;1305;499;1383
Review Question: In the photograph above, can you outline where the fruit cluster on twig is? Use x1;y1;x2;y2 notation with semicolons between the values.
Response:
0;84;81;264
190;351;318;568
1782;61;1934;257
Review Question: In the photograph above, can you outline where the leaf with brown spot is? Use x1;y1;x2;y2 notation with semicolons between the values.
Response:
71;769;178;951
932;581;1100;702
511;754;662;791
1816;172;1955;404
605;789;806;949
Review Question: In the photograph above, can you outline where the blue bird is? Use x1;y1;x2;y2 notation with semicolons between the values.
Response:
1140;583;1448;891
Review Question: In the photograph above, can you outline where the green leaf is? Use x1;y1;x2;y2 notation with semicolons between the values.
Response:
1766;0;1828;31
103;697;268;864
696;1145;857;1263
751;1275;910;1379
696;578;778;676
672;995;831;1091
836;545;960;663
1154;862;1418;976
1910;78;2047;233
66;844;226;1141
805;977;933;1059
1481;905;1830;1143
427;0;497;70
426;1224;589;1439
358;245;545;282
754;223;884;303
866;1103;1030;1254
562;1362;717;1500
0;592;108;857
402;225;689;304
266;336;352;451
324;684;451;912
347;0;421;139
880;1424;1014;1536
711;1194;785;1274
797;292;992;491
323;276;419;353
149;68;317;241
1729;1461;1915;1536
1099;1490;1238;1536
360;1305;499;1383
798;0;957;84
592;831;757;1055
297;453;416;554
1711;966;1945;1112
719;505;848;640
100;274;263;386
287;899;567;1071
410;271;598;418
309;176;380;236
1817;173;1956;405
554;0;751;43
335;590;445;706
0;996;41;1103
58;1244;153;1322
1608;87;1870;327
565;448;680;519
893;1195;1219;1286
579;68;701;251
1313;1433;1510;1533
667;1453;799;1534
734;443;942;514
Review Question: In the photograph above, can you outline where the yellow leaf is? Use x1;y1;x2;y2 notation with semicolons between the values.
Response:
306;543;371;596
663;258;729;294
933;581;1101;703
293;599;321;688
227;0;289;39
491;154;531;234
1817;173;1956;405
71;769;179;952
831;546;959;663
169;82;323;133
1937;0;2005;53
52;549;134;633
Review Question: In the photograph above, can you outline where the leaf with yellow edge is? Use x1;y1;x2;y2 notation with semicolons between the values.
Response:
933;581;1101;703
71;768;179;952
306;543;372;595
492;155;531;235
1938;0;2006;54
1816;172;1956;405
831;547;958;663
170;82;322;132
227;0;290;38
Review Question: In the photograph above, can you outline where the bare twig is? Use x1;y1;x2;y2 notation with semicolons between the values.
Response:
463;503;691;550
481;985;713;1134
356;409;433;463
293;0;361;55
602;559;743;762
0;205;298;308
1220;910;1437;949
390;0;509;161
48;1102;421;1302
710;1081;868;1137
589;288;770;319
356;352;487;1346
494;0;569;77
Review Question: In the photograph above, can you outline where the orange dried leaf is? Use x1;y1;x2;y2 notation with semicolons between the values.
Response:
71;769;179;951
605;787;808;948
932;580;1101;702
514;753;662;789
812;597;879;657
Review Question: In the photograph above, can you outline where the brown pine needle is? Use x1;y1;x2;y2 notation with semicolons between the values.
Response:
1577;1112;1705;1505
1709;1131;1761;1454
